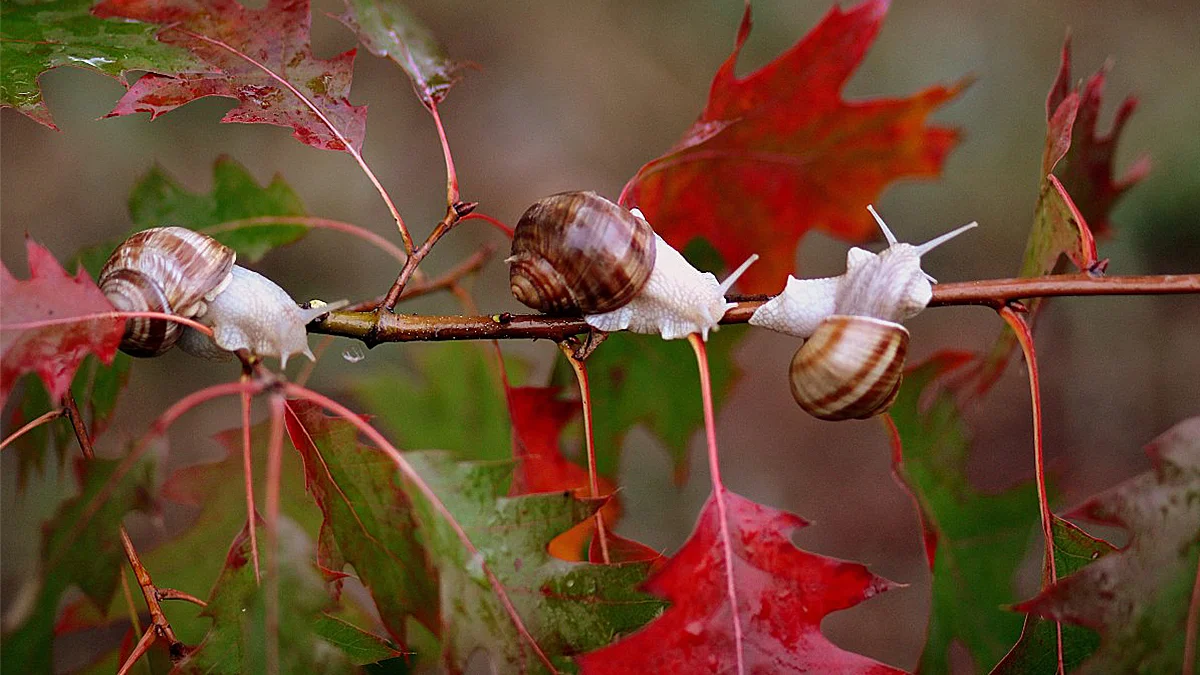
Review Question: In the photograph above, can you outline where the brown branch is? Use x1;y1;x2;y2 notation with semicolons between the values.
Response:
380;200;478;312
344;245;495;312
62;394;189;663
311;273;1200;346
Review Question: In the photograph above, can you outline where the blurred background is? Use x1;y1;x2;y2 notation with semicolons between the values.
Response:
3;0;1199;669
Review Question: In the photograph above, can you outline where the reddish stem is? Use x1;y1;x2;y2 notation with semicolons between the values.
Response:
428;102;459;206
157;588;207;607
999;306;1063;674
687;333;745;675
241;387;261;584
281;383;557;672
0;407;63;452
177;29;414;253
1185;555;1200;675
264;394;285;675
116;624;159;675
459;212;515;238
3;310;213;336
557;342;610;564
201;216;409;264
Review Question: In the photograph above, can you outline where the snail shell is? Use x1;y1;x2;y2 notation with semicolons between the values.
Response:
98;227;235;357
789;315;908;421
508;191;656;315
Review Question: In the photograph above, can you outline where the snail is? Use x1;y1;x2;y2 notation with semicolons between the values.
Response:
98;226;341;367
507;191;756;340
750;206;977;420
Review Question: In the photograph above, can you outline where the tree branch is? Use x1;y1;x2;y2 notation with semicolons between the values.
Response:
311;273;1200;346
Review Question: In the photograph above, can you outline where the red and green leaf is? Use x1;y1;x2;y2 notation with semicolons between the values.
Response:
1012;417;1200;673
577;488;905;674
0;0;207;129
0;238;123;407
621;0;964;293
94;0;368;153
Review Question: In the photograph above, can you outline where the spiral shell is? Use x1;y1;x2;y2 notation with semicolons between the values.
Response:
508;191;657;315
789;315;908;421
98;227;235;357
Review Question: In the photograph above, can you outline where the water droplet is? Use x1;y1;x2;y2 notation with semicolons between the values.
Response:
465;551;488;586
684;620;703;636
342;347;365;363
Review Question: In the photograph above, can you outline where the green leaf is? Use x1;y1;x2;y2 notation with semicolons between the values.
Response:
283;399;439;645
992;515;1115;674
334;0;465;105
562;326;743;482
177;518;402;673
888;354;1041;674
0;456;154;674
0;0;205;128
129;156;309;262
1014;417;1200;674
404;452;665;672
353;343;515;462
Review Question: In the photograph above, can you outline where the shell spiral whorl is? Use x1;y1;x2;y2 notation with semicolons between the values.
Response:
508;191;657;315
789;315;909;421
98;227;235;357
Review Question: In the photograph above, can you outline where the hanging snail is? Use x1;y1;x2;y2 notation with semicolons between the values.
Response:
98;226;341;367
750;206;978;421
507;191;756;340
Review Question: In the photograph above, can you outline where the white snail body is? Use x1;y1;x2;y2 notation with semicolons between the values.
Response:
99;226;340;367
507;192;756;341
751;207;977;420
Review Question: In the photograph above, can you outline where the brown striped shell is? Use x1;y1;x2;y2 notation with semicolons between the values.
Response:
788;315;908;421
508;191;657;315
98;227;236;357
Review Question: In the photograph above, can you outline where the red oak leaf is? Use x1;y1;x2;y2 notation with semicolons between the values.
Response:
620;0;963;293
577;488;906;674
506;385;620;562
0;239;123;406
94;0;367;153
1048;38;1150;236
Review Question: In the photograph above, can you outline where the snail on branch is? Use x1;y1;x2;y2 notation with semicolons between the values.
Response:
99;227;342;367
750;206;977;421
506;191;756;340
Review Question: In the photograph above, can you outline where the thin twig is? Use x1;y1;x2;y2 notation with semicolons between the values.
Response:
557;341;611;563
379;201;479;312
157;588;208;607
62;394;187;662
240;385;261;584
0;408;63;451
201;216;409;264
313;273;1200;346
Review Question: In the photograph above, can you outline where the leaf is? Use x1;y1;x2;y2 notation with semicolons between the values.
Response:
404;452;665;672
887;353;1042;673
974;37;1145;392
992;515;1115;674
0;456;155;674
576;488;905;674
562;325;743;482
354;343;514;462
130;156;310;262
1048;38;1151;237
620;0;963;293
176;517;402;673
334;0;465;106
506;385;619;562
94;0;367;153
0;0;206;129
1013;417;1200;674
283;398;439;645
0;238;124;407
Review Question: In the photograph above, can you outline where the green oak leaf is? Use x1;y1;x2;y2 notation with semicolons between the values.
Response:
0;456;155;674
283;399;439;646
888;354;1041;674
176;517;402;673
334;0;466;105
0;0;206;128
404;452;665;673
354;343;516;462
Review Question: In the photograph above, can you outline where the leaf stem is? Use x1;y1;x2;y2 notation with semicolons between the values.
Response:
0;408;63;452
557;342;610;563
687;333;745;675
999;306;1063;674
201;216;410;265
240;385;261;584
428;102;459;205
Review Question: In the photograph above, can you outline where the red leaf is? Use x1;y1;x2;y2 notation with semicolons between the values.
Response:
507;385;620;562
1048;38;1150;236
620;0;963;293
577;488;905;674
94;0;367;153
0;239;123;406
